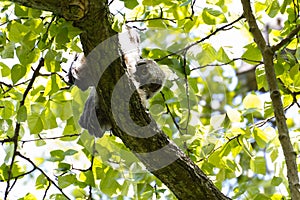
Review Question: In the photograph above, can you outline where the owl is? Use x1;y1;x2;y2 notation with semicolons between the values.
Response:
69;27;165;137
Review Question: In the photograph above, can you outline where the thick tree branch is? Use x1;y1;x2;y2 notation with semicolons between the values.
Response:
241;0;300;199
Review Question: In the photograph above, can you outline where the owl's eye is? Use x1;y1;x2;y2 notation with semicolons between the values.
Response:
141;68;148;75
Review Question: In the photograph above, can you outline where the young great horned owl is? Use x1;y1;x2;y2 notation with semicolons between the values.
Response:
69;27;165;138
133;59;165;100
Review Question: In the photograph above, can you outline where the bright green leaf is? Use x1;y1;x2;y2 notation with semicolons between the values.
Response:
58;174;76;189
41;108;57;129
255;65;269;91
197;43;217;65
8;21;29;42
19;193;37;200
11;64;26;84
0;101;14;119
44;74;60;96
267;0;280;18
271;176;283;186
1;42;14;58
58;162;71;171
27;113;43;134
64;149;78;156
227;108;241;122
210;114;226;129
17;105;27;122
217;47;231;63
16;46;40;65
253;127;268;148
124;0;139;9
0;62;10;77
242;43;262;64
36;173;49;190
100;168;121;196
250;156;266;174
49;150;65;162
202;8;227;25
243;94;262;109
44;50;61;72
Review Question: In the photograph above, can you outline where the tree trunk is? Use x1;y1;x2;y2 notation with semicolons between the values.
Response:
8;0;230;199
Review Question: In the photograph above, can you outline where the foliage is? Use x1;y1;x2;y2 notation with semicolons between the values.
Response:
0;0;299;199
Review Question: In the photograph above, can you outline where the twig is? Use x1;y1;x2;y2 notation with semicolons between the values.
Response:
191;57;262;71
43;182;51;200
126;17;176;24
157;15;244;61
20;133;80;144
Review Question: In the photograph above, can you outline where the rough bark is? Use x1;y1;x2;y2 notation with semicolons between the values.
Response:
241;0;300;199
8;0;230;199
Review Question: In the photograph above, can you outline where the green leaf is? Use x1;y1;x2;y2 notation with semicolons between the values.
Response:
255;65;269;91
49;150;65;162
16;46;40;65
56;27;70;44
271;176;283;186
210;114;226;129
44;50;61;72
202;8;227;25
242;43;262;64
142;0;162;6
253;193;270;200
8;21;29;42
58;174;76;189
17;105;27;122
180;0;191;7
64;149;78;156
197;43;217;65
0;62;10;77
100;168;121;196
11;64;26;84
124;0;139;9
267;0;280;18
250;156;266;174
41;108;57;130
243;94;262;109
27;113;43;134
227;108;241;122
44;74;60;96
264;101;274;118
280;0;291;13
79;170;95;187
217;47;231;63
14;4;28;17
0;101;14;119
253;127;267;148
58;162;71;171
19;193;37;200
1;42;15;58
36;174;49;190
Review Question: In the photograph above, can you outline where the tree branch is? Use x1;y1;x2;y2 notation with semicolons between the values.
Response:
241;0;300;199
